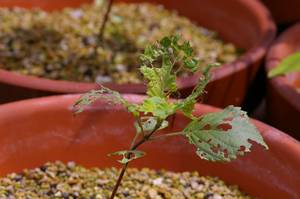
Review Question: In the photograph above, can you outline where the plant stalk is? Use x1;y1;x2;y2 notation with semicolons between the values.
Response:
99;0;114;41
109;162;128;199
109;120;162;199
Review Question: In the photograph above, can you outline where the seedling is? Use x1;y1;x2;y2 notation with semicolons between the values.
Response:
96;0;115;41
268;51;300;78
74;35;268;199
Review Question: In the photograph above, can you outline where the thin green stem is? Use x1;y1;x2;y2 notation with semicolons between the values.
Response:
109;119;162;199
109;162;128;199
130;132;139;149
135;117;145;138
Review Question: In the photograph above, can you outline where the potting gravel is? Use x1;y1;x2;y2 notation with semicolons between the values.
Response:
0;2;240;84
0;161;252;199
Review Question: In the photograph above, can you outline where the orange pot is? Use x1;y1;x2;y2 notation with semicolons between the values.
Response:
261;0;300;25
0;94;299;198
0;0;276;108
265;23;300;139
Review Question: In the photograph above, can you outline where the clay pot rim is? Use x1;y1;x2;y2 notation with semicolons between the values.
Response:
265;22;300;111
0;0;276;93
1;93;299;154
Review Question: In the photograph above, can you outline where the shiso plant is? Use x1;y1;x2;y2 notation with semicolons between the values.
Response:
74;35;268;199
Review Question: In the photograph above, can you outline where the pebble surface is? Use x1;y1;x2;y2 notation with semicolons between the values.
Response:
0;2;240;84
0;161;252;199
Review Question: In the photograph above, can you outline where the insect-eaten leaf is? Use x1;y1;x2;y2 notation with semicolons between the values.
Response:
108;150;146;164
139;97;176;120
140;45;161;63
140;35;203;98
268;51;300;78
183;106;268;162
174;63;218;119
184;58;200;72
140;66;164;97
134;117;168;134
74;86;138;115
176;98;196;118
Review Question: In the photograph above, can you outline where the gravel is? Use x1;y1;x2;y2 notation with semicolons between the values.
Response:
0;2;240;84
0;161;252;199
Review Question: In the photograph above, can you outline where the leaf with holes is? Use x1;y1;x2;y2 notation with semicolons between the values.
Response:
140;66;164;97
183;106;268;162
108;150;146;164
139;97;176;120
175;63;218;118
134;117;168;134
74;86;138;116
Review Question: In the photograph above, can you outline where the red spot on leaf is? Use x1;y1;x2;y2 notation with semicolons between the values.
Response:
217;123;232;131
203;124;211;130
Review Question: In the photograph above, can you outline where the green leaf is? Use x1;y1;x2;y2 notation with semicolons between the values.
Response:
183;106;268;162
184;58;200;72
140;66;164;97
175;63;218;118
181;41;193;57
140;35;201;98
108;150;146;164
134;117;168;134
160;37;172;48
176;98;196;118
140;45;160;63
139;97;176;120
268;51;300;78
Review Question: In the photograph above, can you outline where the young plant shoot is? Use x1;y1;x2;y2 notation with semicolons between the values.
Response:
95;0;115;41
74;35;268;199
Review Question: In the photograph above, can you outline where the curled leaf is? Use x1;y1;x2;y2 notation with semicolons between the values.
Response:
134;117;168;134
139;35;203;98
175;63;218;118
139;97;176;120
108;150;146;164
74;85;137;115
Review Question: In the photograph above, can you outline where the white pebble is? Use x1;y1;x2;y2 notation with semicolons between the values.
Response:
152;177;163;186
70;9;83;19
213;194;223;199
115;64;126;72
96;75;112;83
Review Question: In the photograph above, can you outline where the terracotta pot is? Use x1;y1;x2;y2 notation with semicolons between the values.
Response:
265;23;300;139
0;94;299;198
0;0;276;108
261;0;300;25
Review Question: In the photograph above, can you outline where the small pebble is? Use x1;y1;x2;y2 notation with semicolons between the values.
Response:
152;177;163;186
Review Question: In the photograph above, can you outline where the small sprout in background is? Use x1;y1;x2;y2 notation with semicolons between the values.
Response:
96;0;115;41
74;35;268;199
268;51;300;78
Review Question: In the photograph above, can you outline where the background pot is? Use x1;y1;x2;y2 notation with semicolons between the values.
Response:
265;23;300;139
0;94;299;198
261;0;300;25
0;0;276;108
